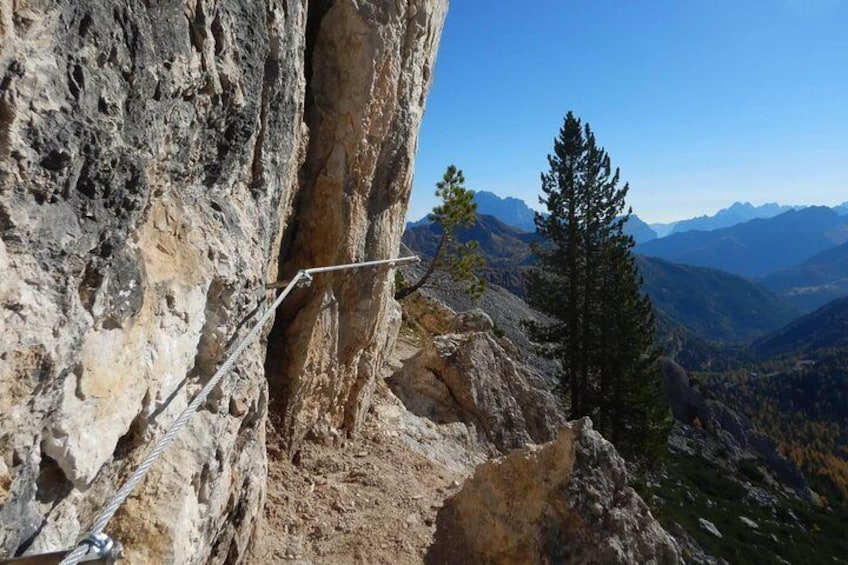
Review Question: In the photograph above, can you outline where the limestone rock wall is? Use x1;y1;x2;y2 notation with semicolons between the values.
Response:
0;0;446;562
266;0;447;454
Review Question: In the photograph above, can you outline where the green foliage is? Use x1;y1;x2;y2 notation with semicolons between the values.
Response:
446;239;487;298
646;453;848;564
737;459;766;483
526;111;670;460
492;321;506;339
699;349;848;502
396;165;487;300
395;270;409;294
429;165;476;231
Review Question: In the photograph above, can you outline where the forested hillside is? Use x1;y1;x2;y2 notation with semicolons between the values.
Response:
697;298;848;505
753;297;848;359
637;256;798;343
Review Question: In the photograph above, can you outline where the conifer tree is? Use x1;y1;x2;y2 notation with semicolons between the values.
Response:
526;112;670;459
396;165;486;300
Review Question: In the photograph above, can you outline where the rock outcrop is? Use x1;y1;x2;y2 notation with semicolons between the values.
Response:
427;418;681;565
389;328;566;455
400;262;561;382
0;0;446;562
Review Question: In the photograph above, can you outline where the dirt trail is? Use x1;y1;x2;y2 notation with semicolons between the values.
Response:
249;339;464;564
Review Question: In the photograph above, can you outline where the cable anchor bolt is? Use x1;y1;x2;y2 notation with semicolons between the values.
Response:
296;271;313;289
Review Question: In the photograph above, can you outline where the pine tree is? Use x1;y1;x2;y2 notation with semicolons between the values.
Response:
396;165;486;300
526;112;670;459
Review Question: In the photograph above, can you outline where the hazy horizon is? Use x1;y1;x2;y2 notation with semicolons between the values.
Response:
406;188;847;226
409;0;848;225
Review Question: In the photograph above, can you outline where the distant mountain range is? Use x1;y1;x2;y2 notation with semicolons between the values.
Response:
410;192;848;240
472;191;538;232
407;190;539;232
405;193;848;329
408;190;657;244
667;201;804;234
635;207;848;278
650;201;848;236
403;213;800;345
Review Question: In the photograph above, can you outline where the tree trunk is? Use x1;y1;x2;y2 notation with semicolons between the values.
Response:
395;233;447;300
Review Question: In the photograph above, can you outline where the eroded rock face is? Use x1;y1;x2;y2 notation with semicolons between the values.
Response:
389;330;566;455
0;0;446;562
266;0;447;454
427;418;681;565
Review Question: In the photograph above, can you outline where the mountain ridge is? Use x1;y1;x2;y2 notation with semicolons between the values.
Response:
635;206;848;278
409;191;657;244
637;256;799;344
761;241;848;312
670;201;804;234
753;296;848;359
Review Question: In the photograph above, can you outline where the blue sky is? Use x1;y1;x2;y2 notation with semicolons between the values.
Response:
408;0;848;224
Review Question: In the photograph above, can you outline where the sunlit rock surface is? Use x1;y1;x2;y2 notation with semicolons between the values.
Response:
0;0;446;561
427;418;681;565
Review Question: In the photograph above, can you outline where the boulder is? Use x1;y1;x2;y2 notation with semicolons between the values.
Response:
698;518;723;538
661;358;708;426
388;330;566;454
427;418;681;564
451;308;494;333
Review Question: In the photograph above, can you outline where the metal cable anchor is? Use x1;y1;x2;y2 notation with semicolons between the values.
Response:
0;533;122;565
295;270;313;288
77;534;122;563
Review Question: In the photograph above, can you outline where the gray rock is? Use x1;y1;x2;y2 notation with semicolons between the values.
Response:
667;522;726;565
739;516;759;529
698;518;723;538
400;264;561;384
662;361;808;493
2;1;306;559
450;308;493;333
661;358;708;426
389;331;566;454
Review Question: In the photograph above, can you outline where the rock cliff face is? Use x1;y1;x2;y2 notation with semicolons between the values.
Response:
0;0;446;562
265;0;447;454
